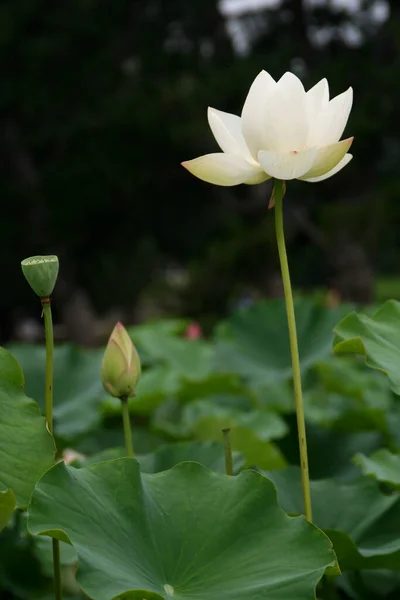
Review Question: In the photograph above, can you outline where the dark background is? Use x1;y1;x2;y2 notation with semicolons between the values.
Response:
1;0;398;343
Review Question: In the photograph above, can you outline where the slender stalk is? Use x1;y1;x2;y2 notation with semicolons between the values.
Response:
273;180;312;523
120;396;134;458
41;298;63;600
222;428;233;476
42;301;54;434
52;539;62;600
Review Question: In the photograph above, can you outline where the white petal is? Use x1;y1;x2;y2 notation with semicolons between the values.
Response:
258;147;317;180
241;70;276;159
308;87;353;147
301;154;353;182
208;107;253;161
306;78;329;126
299;137;353;179
181;153;270;186
261;71;310;152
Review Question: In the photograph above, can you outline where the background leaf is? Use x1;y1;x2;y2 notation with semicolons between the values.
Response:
333;301;400;395
277;417;384;480
75;441;245;475
354;449;400;489
182;400;287;468
215;299;351;384
138;441;245;474
8;344;105;441
266;466;400;571
338;569;400;600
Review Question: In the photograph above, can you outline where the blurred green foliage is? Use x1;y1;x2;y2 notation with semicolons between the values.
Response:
1;0;399;332
1;296;400;598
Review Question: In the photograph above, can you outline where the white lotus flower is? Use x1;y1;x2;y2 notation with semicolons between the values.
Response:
182;71;353;184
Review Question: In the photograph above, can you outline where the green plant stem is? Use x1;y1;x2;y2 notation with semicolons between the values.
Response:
52;539;62;600
120;396;134;458
273;180;312;523
42;301;54;434
222;428;233;476
41;299;63;600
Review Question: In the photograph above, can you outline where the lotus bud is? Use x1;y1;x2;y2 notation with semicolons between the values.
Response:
21;255;59;298
185;321;203;340
61;448;86;465
100;322;141;399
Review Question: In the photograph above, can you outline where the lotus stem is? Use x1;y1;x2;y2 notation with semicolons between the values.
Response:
120;396;134;458
41;298;63;600
273;180;312;523
222;428;233;476
42;300;54;434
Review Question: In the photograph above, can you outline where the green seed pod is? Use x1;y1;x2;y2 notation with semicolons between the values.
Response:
21;255;59;298
100;322;141;399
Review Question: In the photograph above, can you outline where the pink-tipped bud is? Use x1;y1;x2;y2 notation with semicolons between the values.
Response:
62;448;86;465
100;322;141;399
185;321;203;340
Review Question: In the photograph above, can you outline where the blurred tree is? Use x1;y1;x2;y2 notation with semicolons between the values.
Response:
0;0;398;340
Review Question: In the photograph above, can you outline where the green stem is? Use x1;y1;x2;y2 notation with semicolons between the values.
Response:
222;428;233;476
41;299;63;600
42;301;54;434
120;397;134;458
273;180;312;523
52;539;62;600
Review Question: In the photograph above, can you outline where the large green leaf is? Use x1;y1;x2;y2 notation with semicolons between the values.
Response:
266;466;400;570
0;348;55;507
29;459;335;600
354;449;400;489
0;489;16;532
333;300;400;395
8;344;105;440
215;298;351;385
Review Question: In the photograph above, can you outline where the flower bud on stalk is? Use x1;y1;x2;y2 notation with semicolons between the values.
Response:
21;255;59;298
21;254;63;593
100;322;141;399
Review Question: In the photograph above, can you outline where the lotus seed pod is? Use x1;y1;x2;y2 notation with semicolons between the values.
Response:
100;322;141;399
21;255;59;297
